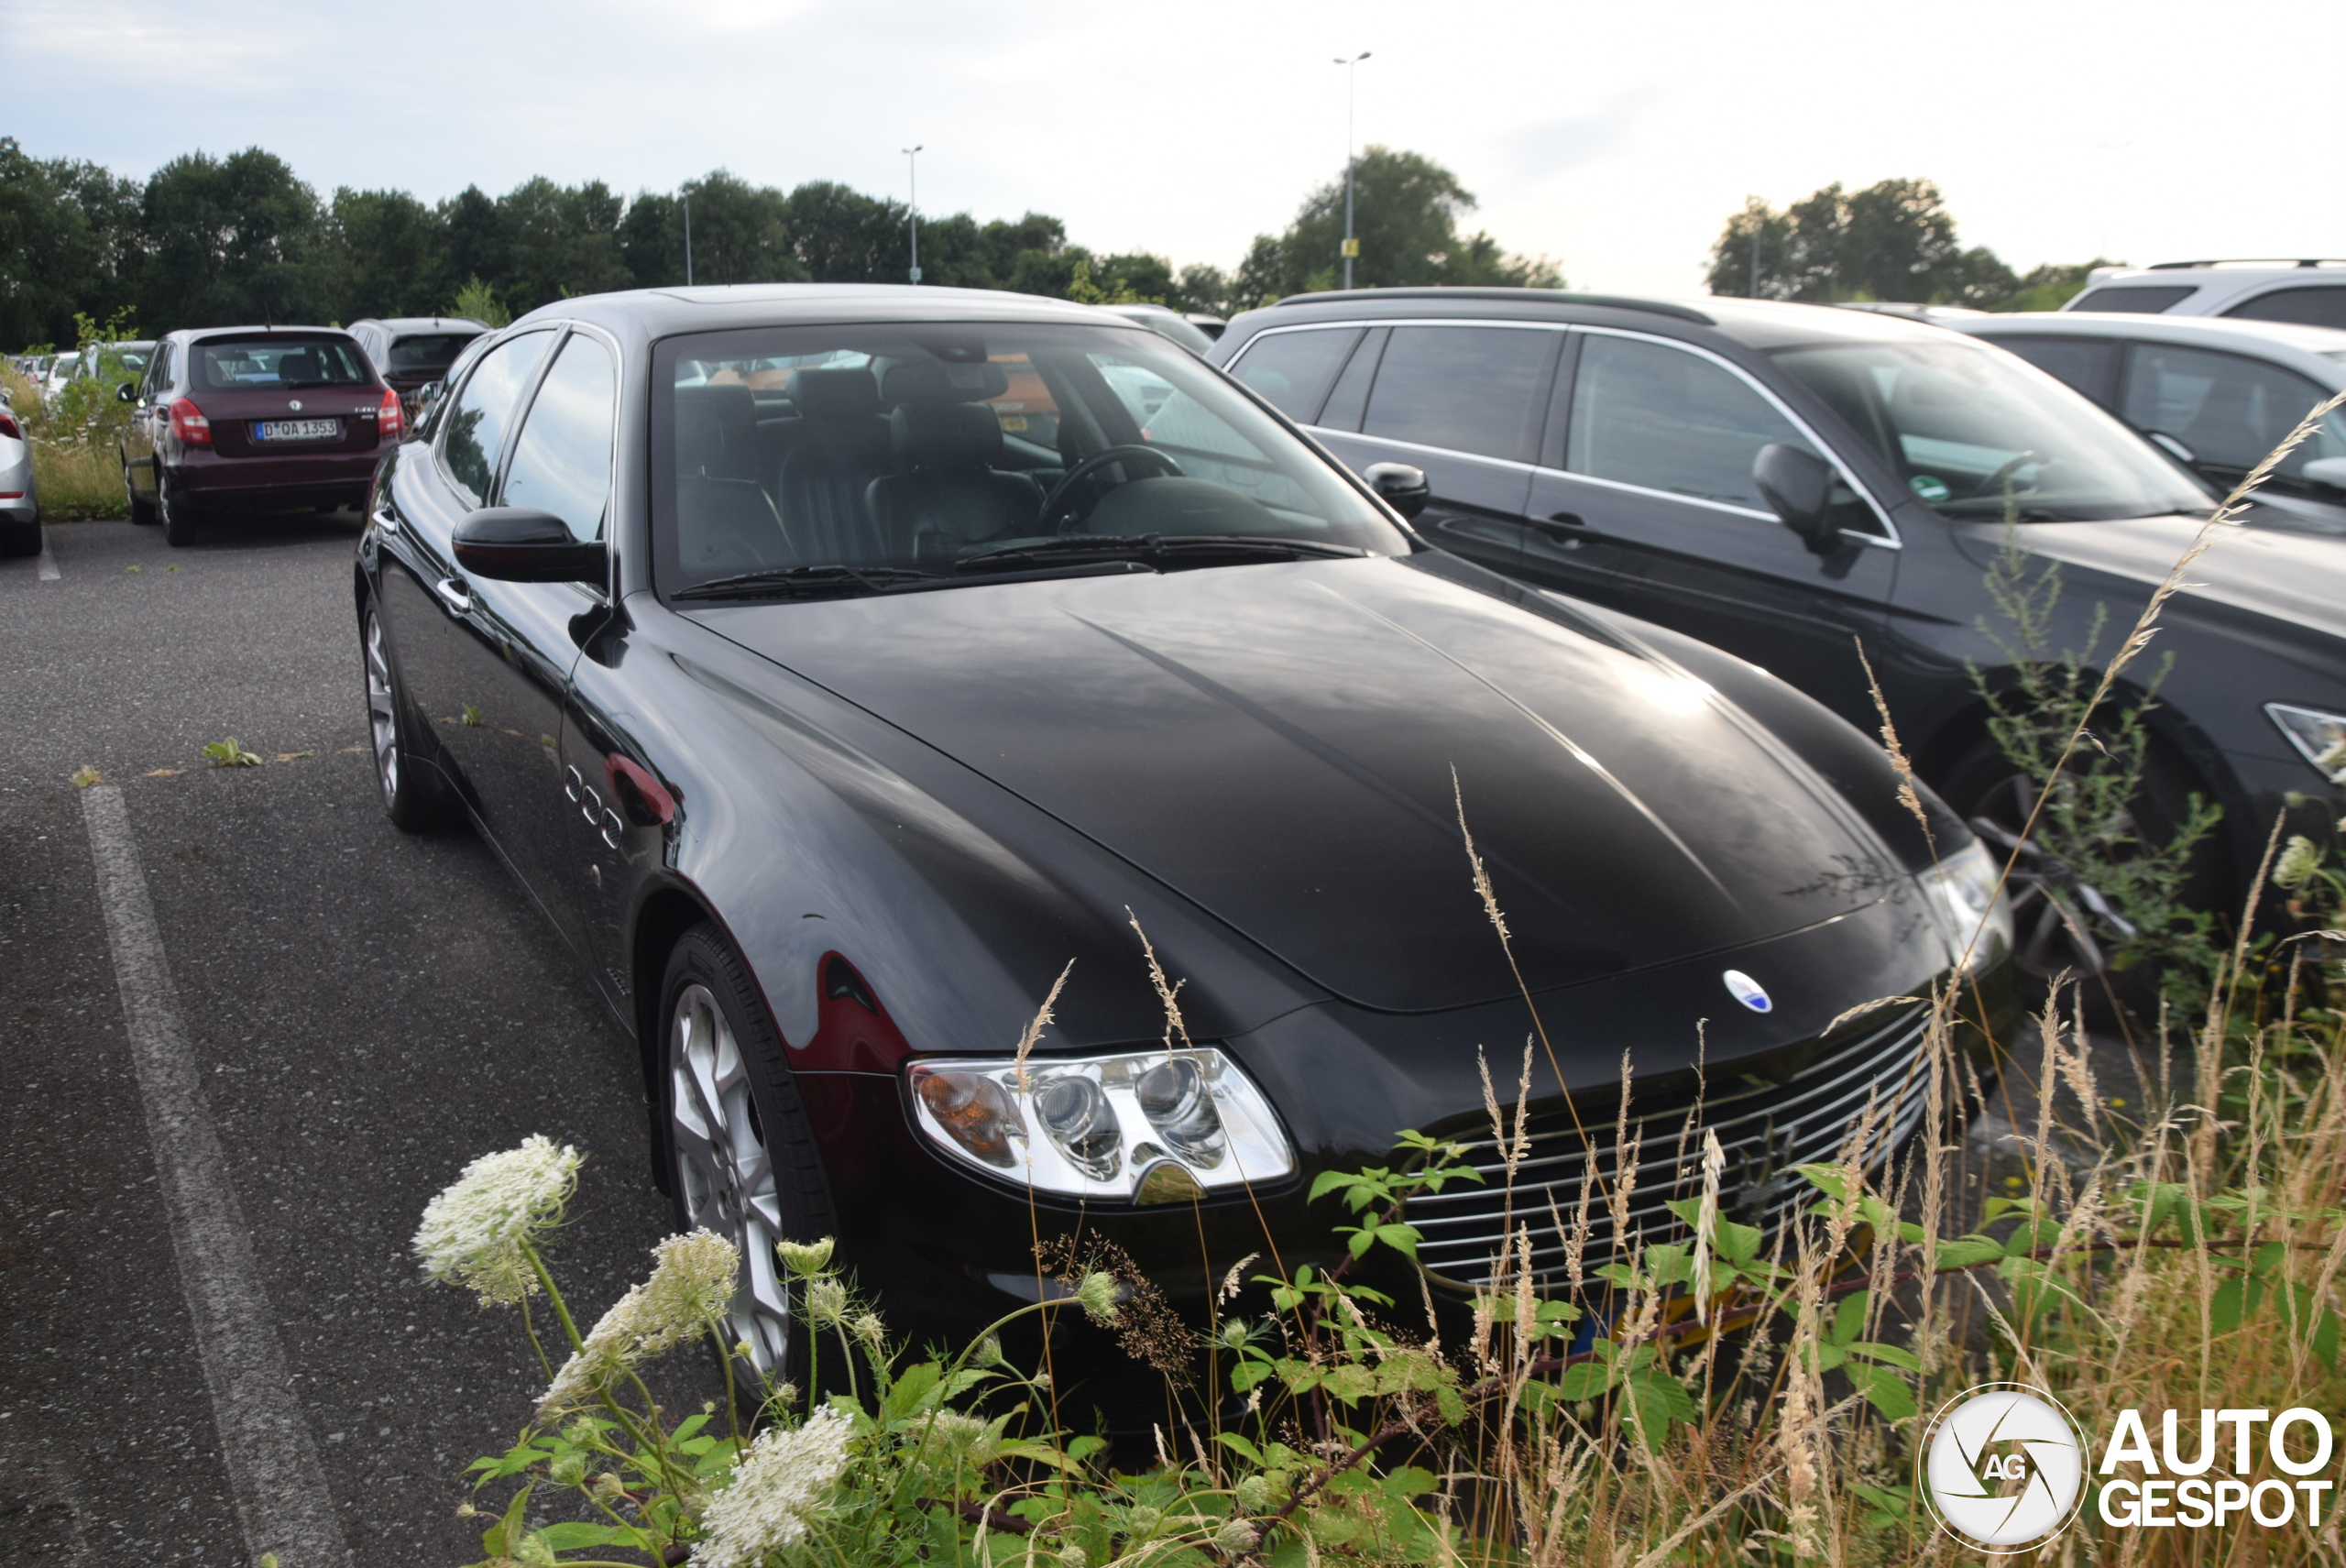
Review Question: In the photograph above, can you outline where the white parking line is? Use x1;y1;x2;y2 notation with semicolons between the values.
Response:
79;785;349;1568
36;538;58;580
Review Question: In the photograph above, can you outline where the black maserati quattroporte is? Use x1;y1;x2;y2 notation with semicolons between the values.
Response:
358;284;2015;1373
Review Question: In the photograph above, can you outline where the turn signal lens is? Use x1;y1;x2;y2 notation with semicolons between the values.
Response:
168;398;212;446
378;387;403;442
914;1071;1024;1168
906;1047;1293;1201
2268;703;2346;786
0;410;21;441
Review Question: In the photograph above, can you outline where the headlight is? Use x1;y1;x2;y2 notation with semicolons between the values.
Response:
1917;839;2014;973
2267;703;2346;787
907;1047;1297;1203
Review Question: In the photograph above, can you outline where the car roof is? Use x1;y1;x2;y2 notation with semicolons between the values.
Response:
2071;262;2346;312
175;325;360;343
357;317;491;335
1233;287;1963;355
521;283;1144;343
1955;311;2346;386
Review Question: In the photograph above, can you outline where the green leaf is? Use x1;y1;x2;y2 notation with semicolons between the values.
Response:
1934;1236;2007;1269
1847;1341;1923;1373
1069;1435;1108;1464
1216;1432;1266;1465
2211;1275;2250;1333
1846;1363;1918;1423
1381;1465;1437;1499
1557;1362;1618;1400
1799;1164;1848;1200
1829;1291;1869;1348
534;1521;641;1550
1715;1218;1763;1266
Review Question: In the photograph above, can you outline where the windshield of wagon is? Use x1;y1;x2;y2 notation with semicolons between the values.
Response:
1768;338;2213;521
387;333;483;372
652;321;1406;597
195;337;374;391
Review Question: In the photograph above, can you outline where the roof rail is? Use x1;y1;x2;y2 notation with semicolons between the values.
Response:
2143;258;2346;270
1269;287;1715;326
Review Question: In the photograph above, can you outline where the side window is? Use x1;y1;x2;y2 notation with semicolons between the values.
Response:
2067;285;2198;313
2225;286;2346;331
439;331;554;508
1565;334;1809;510
2121;342;2342;483
1362;326;1555;463
144;344;173;397
499;334;618;543
1990;335;2121;409
1229;328;1362;422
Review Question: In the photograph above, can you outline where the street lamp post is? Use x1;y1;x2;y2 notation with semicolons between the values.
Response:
684;194;693;287
903;145;924;284
1333;51;1369;290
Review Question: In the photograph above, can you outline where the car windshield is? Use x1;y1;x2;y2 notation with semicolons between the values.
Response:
1768;338;2213;521
388;333;481;371
195;338;372;391
653;321;1407;598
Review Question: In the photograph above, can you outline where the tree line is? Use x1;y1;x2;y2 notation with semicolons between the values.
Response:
0;138;1559;353
1705;177;2102;310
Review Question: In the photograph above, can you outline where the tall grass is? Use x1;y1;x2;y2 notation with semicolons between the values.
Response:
3;357;132;520
411;399;2346;1567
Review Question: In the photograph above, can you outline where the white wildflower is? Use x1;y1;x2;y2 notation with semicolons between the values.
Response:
412;1135;583;1305
1057;1545;1087;1568
1234;1475;1273;1513
514;1531;560;1567
775;1236;835;1277
806;1277;849;1325
921;1410;1000;1469
539;1231;740;1417
850;1311;886;1350
1217;1519;1261;1553
1074;1270;1121;1326
691;1407;855;1568
2275;834;2323;892
1123;1504;1162;1539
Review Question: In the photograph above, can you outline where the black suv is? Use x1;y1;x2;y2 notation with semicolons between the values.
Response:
1211;289;2346;968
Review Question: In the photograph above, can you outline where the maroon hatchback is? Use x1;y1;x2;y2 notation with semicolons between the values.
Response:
119;327;403;545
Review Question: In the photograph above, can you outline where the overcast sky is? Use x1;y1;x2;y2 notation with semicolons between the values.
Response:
10;0;2342;296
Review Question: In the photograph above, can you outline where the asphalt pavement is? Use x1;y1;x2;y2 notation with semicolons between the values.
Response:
1;518;702;1566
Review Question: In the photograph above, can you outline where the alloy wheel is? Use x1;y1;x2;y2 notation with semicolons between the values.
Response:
365;611;400;806
1964;772;2137;978
669;982;793;1376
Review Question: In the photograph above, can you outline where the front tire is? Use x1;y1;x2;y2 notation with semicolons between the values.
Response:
124;455;158;526
363;600;457;831
660;924;834;1385
0;521;38;559
159;470;202;547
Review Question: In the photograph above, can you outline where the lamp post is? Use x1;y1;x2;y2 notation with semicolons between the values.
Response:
1333;51;1369;290
903;145;924;284
683;194;694;287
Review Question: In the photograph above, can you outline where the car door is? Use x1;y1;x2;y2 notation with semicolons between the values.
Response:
1517;328;1899;728
1296;323;1560;576
377;326;581;913
123;340;170;499
2118;340;2346;504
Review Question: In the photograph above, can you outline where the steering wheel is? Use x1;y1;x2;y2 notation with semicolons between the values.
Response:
1038;444;1184;532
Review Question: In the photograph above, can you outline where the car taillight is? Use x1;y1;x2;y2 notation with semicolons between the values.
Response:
377;388;402;442
0;410;20;440
169;398;212;446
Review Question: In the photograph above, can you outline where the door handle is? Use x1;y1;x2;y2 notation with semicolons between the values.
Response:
1530;513;1589;538
371;507;400;534
433;576;471;615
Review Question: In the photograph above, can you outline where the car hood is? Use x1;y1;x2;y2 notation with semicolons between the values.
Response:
689;557;1902;1014
1967;512;2346;642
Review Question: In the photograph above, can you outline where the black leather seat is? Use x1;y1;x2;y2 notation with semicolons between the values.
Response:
777;367;893;565
675;383;763;484
866;401;1043;568
675;477;795;574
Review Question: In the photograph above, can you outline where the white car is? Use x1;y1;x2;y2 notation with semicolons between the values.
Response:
2064;260;2346;330
0;389;39;557
1953;311;2346;533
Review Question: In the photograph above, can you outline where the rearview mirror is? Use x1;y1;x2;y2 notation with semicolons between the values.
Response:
452;508;608;584
1752;443;1840;553
117;381;137;404
2146;430;2198;466
1364;462;1431;521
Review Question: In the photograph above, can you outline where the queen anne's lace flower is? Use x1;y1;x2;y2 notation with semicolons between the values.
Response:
540;1231;738;1417
774;1237;835;1277
919;1410;999;1470
691;1407;855;1568
2275;834;2324;893
1074;1270;1121;1326
412;1135;583;1305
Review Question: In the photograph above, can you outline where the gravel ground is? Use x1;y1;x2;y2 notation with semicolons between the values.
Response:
0;517;702;1567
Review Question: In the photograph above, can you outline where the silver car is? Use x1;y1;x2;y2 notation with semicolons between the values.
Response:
1953;311;2346;534
0;388;39;557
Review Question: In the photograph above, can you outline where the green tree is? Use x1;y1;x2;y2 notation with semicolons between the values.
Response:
1989;259;2113;313
141;148;328;328
1708;178;2049;308
1270;147;1560;297
327;187;450;320
786;181;908;282
648;170;804;287
0;138;142;349
497;177;632;314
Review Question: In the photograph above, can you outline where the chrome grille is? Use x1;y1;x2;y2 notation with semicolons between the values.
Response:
1409;1005;1932;1288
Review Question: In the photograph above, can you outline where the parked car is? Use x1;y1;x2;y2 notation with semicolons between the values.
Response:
346;316;491;407
1098;302;1218;356
0;388;38;557
55;340;155;398
119;326;402;545
1208;288;2346;964
359;281;2014;1373
2065;260;2346;329
1950;312;2346;534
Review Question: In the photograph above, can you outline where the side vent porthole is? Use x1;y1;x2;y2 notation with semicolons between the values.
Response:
824;956;880;1015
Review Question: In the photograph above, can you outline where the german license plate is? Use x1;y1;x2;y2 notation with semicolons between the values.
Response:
253;419;341;442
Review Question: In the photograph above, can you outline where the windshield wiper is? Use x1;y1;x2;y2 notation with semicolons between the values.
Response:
956;533;1367;574
671;564;941;601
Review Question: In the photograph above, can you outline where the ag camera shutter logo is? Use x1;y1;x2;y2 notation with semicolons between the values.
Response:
1920;1384;2088;1552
